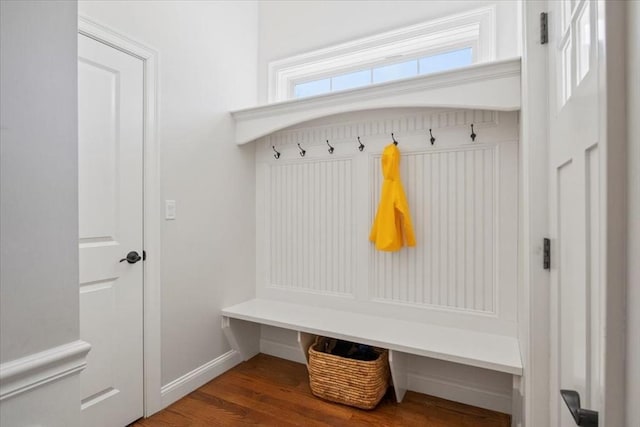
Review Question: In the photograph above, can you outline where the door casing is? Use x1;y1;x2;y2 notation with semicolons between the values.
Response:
78;15;162;417
519;1;551;426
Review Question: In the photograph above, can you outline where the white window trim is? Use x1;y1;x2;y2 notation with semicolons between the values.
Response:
268;6;496;102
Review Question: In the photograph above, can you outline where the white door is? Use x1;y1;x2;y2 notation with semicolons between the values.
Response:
78;34;144;426
547;0;603;425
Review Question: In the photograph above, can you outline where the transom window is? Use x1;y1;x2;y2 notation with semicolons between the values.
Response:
268;6;496;102
294;48;473;99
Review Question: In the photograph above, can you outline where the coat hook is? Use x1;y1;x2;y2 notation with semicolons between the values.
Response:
272;146;281;159
429;129;436;145
391;133;398;145
297;143;306;157
470;124;477;142
326;139;334;154
357;136;365;152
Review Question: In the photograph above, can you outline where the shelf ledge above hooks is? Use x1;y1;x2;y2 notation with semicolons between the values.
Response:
230;58;521;145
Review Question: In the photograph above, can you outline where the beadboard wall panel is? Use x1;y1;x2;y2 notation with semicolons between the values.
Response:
256;108;519;335
267;159;355;295
370;146;497;313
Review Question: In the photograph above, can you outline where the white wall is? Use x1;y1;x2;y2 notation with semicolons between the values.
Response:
0;0;79;365
1;375;82;427
626;2;640;425
0;1;83;425
257;0;520;103
77;0;259;390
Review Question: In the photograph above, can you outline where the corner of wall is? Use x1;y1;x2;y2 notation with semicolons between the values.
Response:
1;1;83;425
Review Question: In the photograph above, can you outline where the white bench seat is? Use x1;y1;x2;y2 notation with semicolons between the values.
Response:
221;298;522;376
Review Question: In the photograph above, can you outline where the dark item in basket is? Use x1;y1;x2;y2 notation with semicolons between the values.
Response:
320;338;380;361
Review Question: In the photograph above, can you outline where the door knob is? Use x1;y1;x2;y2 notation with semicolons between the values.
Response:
119;251;142;264
560;389;598;427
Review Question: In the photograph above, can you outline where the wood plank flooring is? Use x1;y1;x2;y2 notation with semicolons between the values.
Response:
133;354;510;427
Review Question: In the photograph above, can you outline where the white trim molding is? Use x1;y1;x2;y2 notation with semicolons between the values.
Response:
268;6;496;102
233;58;521;145
0;340;91;401
519;1;551;426
160;350;242;408
78;15;163;417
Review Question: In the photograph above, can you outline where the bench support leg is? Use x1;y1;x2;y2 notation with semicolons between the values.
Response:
388;349;408;403
221;316;260;361
511;375;523;427
297;331;316;367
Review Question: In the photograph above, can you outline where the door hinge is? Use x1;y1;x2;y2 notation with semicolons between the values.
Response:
543;238;551;270
540;12;549;44
143;250;146;261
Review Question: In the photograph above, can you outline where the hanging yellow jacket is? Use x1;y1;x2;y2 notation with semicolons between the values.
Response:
369;143;416;252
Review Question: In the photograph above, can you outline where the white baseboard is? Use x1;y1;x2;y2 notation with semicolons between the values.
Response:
160;350;242;408
259;339;306;364
0;340;91;401
407;372;511;414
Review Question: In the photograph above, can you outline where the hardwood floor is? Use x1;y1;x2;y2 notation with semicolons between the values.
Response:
133;354;510;427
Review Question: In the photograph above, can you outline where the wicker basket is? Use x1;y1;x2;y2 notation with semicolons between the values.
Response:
307;337;390;410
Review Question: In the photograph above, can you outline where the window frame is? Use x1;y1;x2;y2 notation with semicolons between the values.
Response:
557;0;593;108
268;6;496;102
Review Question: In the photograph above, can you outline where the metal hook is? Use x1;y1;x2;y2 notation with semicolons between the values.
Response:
391;133;398;145
429;129;436;145
272;146;281;159
470;124;477;142
326;140;334;154
297;143;306;157
357;136;365;152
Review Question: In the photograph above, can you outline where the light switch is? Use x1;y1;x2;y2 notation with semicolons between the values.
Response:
165;200;176;220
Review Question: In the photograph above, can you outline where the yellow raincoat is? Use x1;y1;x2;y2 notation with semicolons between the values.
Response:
369;143;416;251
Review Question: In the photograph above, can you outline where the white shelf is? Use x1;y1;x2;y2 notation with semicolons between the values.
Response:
222;298;522;376
231;58;521;145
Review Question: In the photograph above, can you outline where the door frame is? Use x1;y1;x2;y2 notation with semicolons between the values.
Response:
519;1;551;426
78;16;163;417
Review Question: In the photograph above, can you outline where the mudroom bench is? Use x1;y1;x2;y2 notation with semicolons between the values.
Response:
221;298;522;405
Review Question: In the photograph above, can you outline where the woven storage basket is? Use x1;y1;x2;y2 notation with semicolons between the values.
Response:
307;337;390;410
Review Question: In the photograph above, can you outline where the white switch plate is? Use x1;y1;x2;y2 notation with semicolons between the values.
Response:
165;200;176;220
